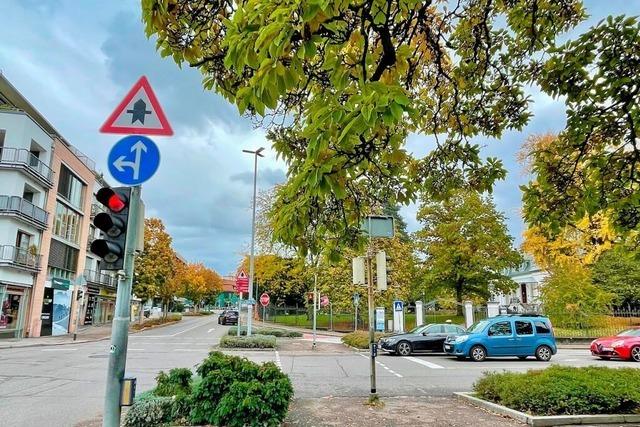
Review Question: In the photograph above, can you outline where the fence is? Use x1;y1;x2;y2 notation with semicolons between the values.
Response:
550;309;640;339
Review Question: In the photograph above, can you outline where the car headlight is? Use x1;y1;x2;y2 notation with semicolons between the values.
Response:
455;335;469;344
612;340;625;348
386;337;397;343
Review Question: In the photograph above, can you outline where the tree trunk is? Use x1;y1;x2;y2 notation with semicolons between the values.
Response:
456;280;464;317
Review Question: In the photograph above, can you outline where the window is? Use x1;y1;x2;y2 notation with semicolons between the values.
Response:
57;165;85;208
488;321;512;337
48;239;78;278
52;202;82;244
515;320;534;336
444;324;462;334
0;129;5;148
15;231;32;251
424;325;443;334
534;321;551;334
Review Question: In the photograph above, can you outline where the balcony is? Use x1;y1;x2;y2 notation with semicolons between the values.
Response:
0;147;54;188
0;195;48;229
90;203;105;219
84;269;116;288
0;245;41;272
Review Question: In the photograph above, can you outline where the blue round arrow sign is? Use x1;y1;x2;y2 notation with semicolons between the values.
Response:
108;135;160;185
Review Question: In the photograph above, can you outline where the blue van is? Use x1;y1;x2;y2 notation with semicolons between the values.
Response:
443;315;557;362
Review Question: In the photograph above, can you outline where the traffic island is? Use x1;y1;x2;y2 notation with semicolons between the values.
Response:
218;334;277;349
457;365;640;426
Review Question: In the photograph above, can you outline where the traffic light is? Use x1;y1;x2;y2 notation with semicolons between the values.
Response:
376;251;387;291
90;187;131;270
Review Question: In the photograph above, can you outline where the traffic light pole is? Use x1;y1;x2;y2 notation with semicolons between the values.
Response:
367;250;377;397
103;185;141;427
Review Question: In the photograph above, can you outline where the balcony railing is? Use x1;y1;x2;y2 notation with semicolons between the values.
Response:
0;245;41;271
90;203;105;219
84;269;116;287
0;147;53;186
0;195;48;229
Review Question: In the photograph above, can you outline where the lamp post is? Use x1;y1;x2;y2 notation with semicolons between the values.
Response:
242;147;264;337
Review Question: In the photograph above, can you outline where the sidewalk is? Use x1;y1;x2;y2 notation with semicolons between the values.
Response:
0;324;113;349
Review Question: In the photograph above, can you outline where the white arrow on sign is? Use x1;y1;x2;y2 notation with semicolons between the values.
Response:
113;140;148;180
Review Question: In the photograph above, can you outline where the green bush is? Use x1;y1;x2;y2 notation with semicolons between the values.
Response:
155;367;192;397
228;326;302;337
122;396;174;427
474;366;640;415
342;331;389;349
220;334;277;349
189;352;293;427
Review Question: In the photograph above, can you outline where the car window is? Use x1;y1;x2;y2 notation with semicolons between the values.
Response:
534;321;551;334
617;328;640;337
515;320;534;336
488;321;512;337
444;325;460;333
424;325;442;334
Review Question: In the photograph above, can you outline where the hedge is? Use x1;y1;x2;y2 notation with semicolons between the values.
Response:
342;331;389;349
130;313;182;330
220;334;277;349
474;365;640;416
123;352;293;427
228;326;302;337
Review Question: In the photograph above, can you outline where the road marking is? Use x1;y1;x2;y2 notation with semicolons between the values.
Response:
128;348;145;351
42;348;78;352
207;328;215;333
173;349;204;352
275;351;282;370
171;321;212;337
359;354;403;378
405;356;445;369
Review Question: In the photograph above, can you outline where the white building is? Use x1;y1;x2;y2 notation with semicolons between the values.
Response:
495;255;549;312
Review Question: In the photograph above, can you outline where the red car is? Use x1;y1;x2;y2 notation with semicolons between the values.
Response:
591;327;640;361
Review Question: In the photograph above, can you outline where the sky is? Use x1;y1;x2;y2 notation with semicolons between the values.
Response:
0;1;638;275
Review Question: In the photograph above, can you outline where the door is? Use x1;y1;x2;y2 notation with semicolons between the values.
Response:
417;324;445;351
514;320;536;355
485;320;515;356
520;284;528;304
40;288;53;336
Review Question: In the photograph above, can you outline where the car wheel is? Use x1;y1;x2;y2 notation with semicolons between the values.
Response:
631;346;640;362
470;345;487;362
396;341;412;356
221;319;226;325
535;345;552;362
518;356;528;360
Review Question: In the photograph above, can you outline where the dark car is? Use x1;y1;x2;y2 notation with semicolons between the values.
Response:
217;310;239;325
379;323;466;356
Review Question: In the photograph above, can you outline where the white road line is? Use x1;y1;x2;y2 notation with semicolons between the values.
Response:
405;356;445;369
171;321;212;337
359;354;403;377
207;328;215;333
128;348;145;351
275;351;282;370
174;349;205;352
42;348;78;352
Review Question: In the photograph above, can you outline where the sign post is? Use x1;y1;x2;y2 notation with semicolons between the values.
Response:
100;76;171;427
235;270;249;336
260;293;269;324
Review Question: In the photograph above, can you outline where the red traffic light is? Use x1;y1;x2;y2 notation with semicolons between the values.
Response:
96;188;127;212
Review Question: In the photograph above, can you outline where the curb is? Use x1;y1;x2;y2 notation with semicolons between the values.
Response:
455;392;640;426
0;318;183;350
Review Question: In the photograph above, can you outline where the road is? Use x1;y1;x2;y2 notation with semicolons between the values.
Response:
1;315;638;426
0;315;227;427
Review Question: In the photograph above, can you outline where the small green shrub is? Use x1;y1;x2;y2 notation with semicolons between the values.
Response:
342;331;388;349
228;326;302;337
155;367;192;397
220;334;277;348
122;396;174;427
474;366;640;415
131;313;182;330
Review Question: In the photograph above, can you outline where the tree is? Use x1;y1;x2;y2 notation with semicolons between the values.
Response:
540;262;612;329
240;254;309;306
414;190;521;314
134;218;178;315
178;263;223;310
592;246;640;309
521;16;640;240
142;0;585;256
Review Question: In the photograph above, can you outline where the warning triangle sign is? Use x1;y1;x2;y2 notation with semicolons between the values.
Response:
100;76;173;136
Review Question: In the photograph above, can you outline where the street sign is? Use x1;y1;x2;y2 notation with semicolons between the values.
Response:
353;292;360;306
375;307;385;331
260;293;270;307
394;300;403;312
320;295;329;307
100;76;173;136
235;270;249;293
361;215;395;238
108;135;160;186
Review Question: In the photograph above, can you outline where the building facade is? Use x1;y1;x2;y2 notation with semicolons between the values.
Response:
495;255;549;311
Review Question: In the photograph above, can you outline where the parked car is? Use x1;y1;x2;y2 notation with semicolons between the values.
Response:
590;327;640;362
379;323;466;356
217;310;239;325
444;315;557;362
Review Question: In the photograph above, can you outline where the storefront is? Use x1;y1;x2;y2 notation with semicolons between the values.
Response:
0;285;30;339
40;277;73;336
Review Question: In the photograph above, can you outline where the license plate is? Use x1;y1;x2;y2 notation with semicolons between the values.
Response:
602;347;613;351
444;344;451;350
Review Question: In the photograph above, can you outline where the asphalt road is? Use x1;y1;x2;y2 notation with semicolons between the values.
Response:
0;315;227;427
1;316;639;427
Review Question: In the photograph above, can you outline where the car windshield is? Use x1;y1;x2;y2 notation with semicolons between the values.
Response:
467;320;490;333
617;328;640;337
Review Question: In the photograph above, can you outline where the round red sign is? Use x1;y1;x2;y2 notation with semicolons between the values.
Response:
259;293;270;307
320;295;329;307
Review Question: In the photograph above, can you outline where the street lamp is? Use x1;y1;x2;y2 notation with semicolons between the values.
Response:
242;147;264;337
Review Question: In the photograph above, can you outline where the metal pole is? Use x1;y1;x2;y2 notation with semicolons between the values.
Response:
237;293;241;337
247;152;259;337
103;185;141;427
329;303;333;331
355;301;358;331
73;279;86;341
367;252;377;396
312;268;317;349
